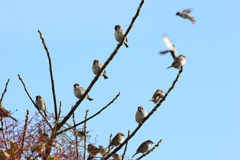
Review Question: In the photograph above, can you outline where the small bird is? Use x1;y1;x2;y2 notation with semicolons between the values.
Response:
135;106;148;125
160;35;178;60
0;100;18;122
35;95;47;116
114;25;129;48
132;140;154;158
176;9;196;25
99;145;108;155
92;60;108;79
167;55;186;69
73;83;94;101
87;144;100;157
112;153;122;160
150;89;164;104
108;132;125;148
160;35;186;69
75;130;90;138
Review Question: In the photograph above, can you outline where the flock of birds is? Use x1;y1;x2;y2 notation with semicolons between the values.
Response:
0;8;195;160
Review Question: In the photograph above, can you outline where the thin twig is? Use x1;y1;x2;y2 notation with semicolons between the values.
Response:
18;74;52;129
0;79;10;149
109;133;112;150
104;67;184;159
109;134;112;146
56;92;120;135
72;110;79;158
57;101;62;122
20;110;30;155
0;118;8;149
38;30;58;122
83;110;89;160
137;139;163;160
0;79;10;100
122;130;130;159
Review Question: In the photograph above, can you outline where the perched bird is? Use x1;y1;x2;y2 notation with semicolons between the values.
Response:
75;130;90;138
176;9;196;25
87;144;100;157
150;89;164;104
99;145;108;155
132;140;154;158
108;132;125;148
35;95;47;116
112;153;122;160
73;83;94;101
92;60;108;79
160;35;186;69
0;100;18;122
135;106;148;125
167;55;186;69
114;25;129;48
160;35;178;60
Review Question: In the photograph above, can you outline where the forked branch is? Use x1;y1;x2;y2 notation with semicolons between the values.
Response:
38;30;58;122
104;67;184;159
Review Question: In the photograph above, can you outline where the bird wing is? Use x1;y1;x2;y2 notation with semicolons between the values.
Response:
162;35;178;59
136;142;146;152
182;9;192;13
172;46;178;59
162;35;174;50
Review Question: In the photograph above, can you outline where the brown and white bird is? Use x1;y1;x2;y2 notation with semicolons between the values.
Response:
35;95;47;116
73;83;94;101
99;145;108;155
160;35;186;69
176;9;196;25
108;132;125;148
135;106;148;125
167;55;186;69
114;25;129;48
87;144;100;157
132;140;154;158
112;153;122;160
150;89;164;104
92;60;108;79
160;35;178;60
0;100;18;122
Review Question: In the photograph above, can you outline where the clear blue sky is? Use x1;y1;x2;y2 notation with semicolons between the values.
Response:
1;0;239;159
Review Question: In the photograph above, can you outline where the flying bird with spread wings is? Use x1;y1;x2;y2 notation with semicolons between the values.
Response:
176;9;196;25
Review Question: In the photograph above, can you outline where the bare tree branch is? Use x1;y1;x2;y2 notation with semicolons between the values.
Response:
56;0;145;130
38;30;58;122
83;110;89;160
18;74;52;129
57;101;62;122
72;111;79;158
0;118;8;149
41;0;145;157
20;110;30;155
0;79;10;101
0;79;11;149
136;139;163;160
56;92;120;136
121;130;130;159
104;67;184;159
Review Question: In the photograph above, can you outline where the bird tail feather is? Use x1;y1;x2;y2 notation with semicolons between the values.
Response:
190;17;196;24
